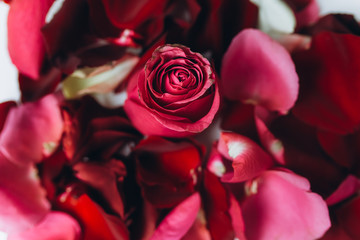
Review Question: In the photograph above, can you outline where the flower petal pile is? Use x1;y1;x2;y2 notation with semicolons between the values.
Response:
1;0;359;239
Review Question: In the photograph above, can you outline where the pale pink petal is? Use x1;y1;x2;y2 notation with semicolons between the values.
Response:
220;29;299;114
326;175;360;206
150;193;201;240
0;152;49;235
218;132;273;182
242;170;331;240
7;0;54;79
0;94;63;165
9;212;81;240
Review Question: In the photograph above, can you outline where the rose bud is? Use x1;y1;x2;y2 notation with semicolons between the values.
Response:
125;45;220;138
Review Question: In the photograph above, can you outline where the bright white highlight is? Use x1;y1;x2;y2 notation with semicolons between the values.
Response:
228;141;247;159
0;231;8;240
45;0;65;23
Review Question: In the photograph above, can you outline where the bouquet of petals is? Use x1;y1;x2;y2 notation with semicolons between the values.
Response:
1;0;360;239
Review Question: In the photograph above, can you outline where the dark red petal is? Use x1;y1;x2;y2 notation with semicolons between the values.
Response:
335;196;360;239
201;170;237;240
292;32;360;134
56;187;129;240
0;101;16;133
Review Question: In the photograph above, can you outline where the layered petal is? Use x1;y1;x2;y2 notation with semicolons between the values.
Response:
134;136;202;208
292;32;360;134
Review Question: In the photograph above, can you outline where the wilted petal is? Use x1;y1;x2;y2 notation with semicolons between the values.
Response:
150;193;201;240
220;29;299;114
242;170;331;240
0;94;63;165
62;55;139;99
218;132;273;182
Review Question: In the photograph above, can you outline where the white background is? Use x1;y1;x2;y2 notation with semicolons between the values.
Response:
0;0;359;103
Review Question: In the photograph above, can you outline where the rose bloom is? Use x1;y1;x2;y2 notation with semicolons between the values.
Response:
125;44;220;138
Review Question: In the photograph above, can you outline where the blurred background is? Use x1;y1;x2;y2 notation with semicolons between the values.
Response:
0;0;359;103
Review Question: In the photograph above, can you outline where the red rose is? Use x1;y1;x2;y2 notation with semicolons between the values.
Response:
125;45;220;138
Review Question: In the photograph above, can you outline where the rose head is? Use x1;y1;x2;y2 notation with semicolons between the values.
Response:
125;45;220;138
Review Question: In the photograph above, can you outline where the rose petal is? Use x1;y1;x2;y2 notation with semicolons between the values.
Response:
150;193;201;240
0;94;63;165
255;116;285;165
56;188;129;240
242;170;331;240
7;0;54;79
0;152;49;235
9;212;81;240
218;132;273;182
292;32;360;134
202;170;238;240
326;175;360;206
220;29;299;114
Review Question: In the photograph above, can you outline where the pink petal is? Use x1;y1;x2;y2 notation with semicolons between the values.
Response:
7;0;54;79
255;116;285;165
326;175;360;206
0;94;63;165
9;212;81;240
229;194;246;240
220;29;299;114
294;0;319;28
0;152;49;235
150;193;201;240
218;132;273;182
242;170;331;240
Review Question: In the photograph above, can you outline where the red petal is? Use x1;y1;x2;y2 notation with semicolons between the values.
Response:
7;0;54;79
202;170;238;240
220;29;299;114
335;196;360;239
292;32;360;134
56;188;129;240
218;132;273;182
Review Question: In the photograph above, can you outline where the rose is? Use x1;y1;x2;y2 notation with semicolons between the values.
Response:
124;44;220;138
